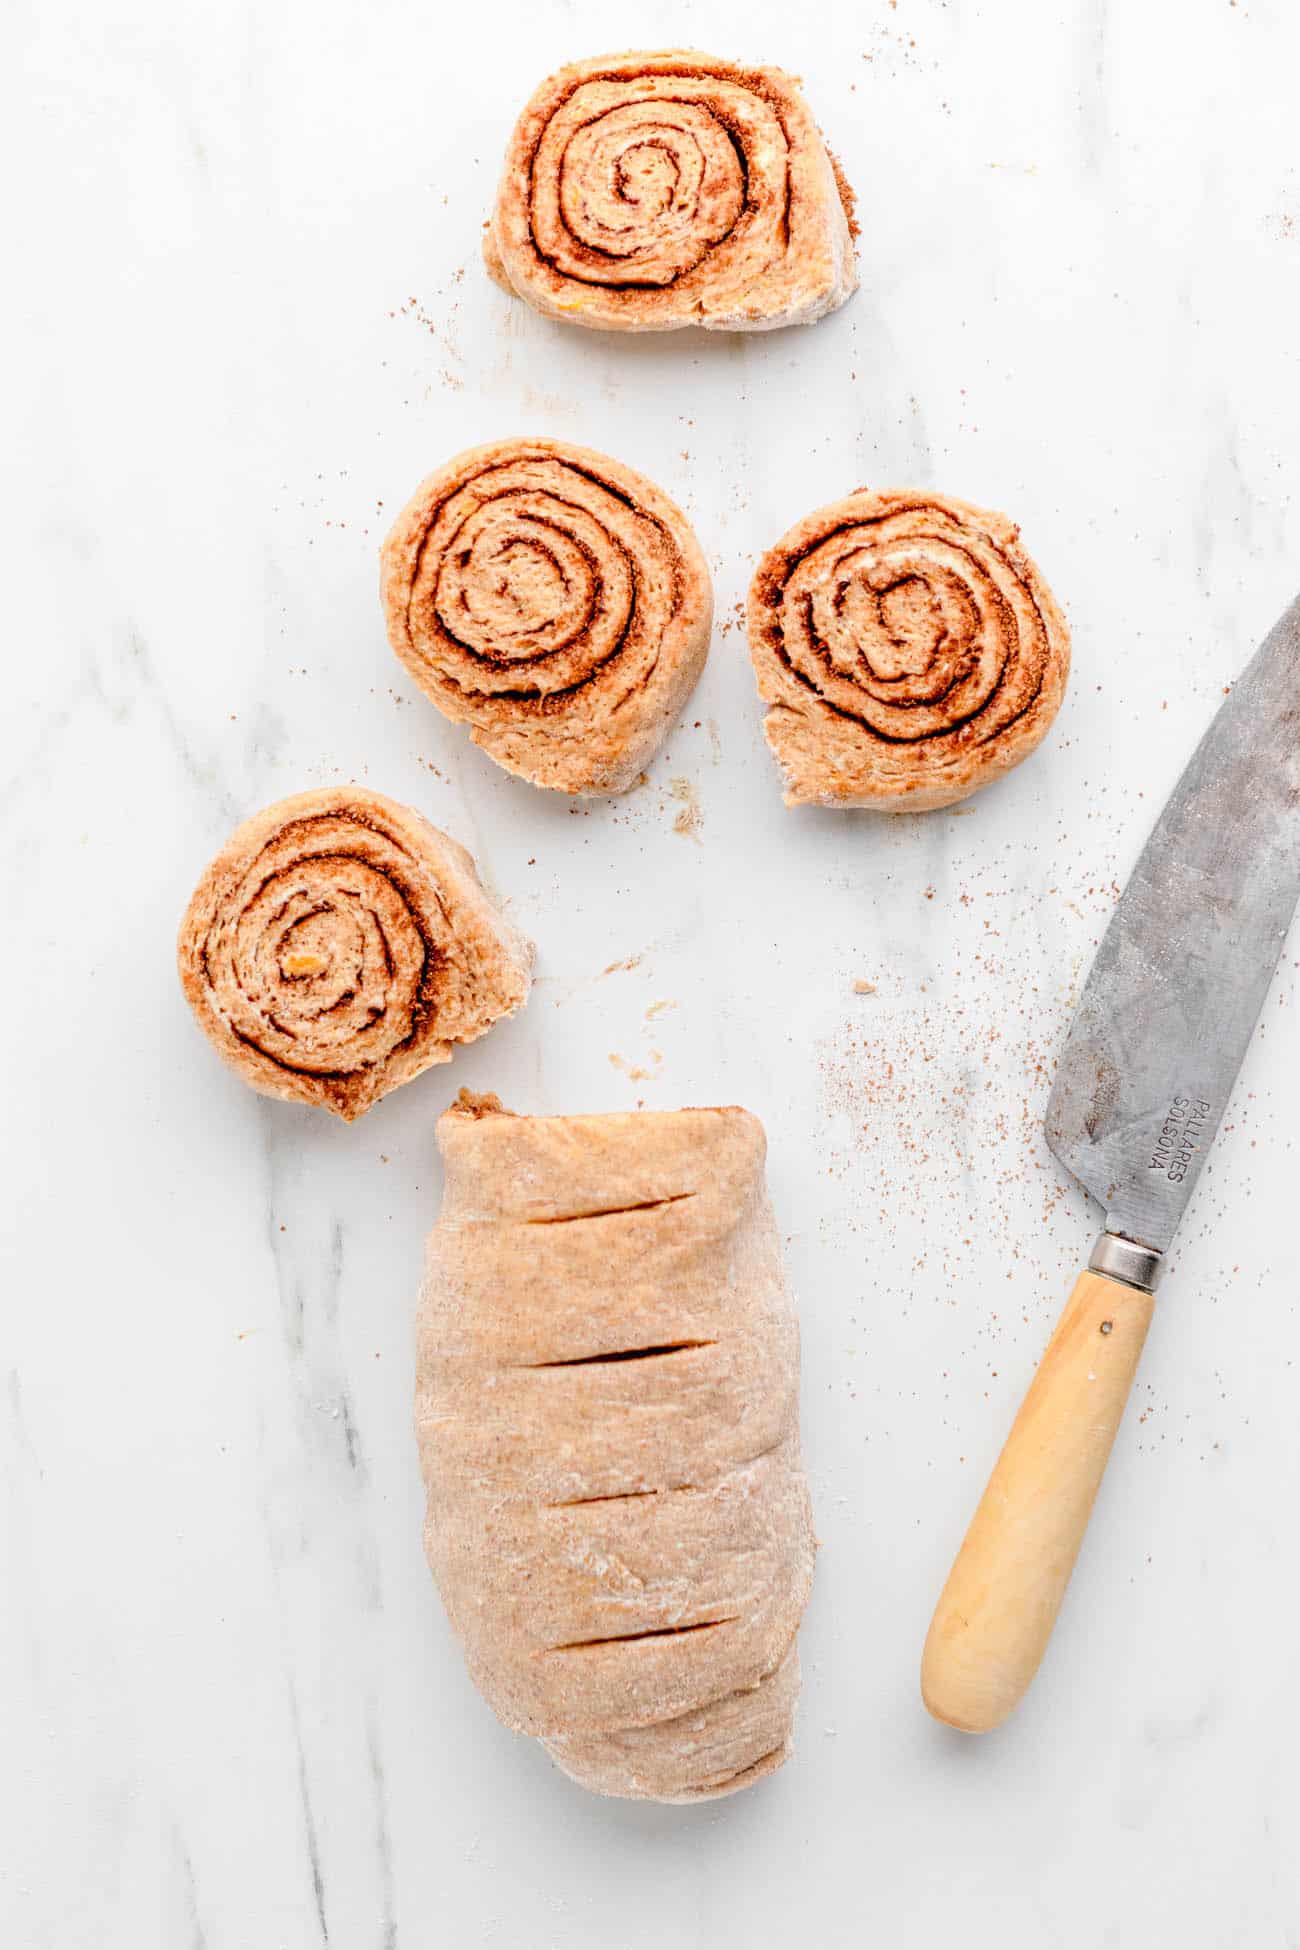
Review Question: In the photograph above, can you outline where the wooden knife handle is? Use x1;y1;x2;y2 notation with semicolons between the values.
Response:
921;1268;1154;1733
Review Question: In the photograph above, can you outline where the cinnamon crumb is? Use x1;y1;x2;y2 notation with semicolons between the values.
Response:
669;778;703;840
449;1088;510;1120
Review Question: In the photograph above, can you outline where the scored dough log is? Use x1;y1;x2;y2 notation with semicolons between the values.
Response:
484;49;857;333
381;439;712;794
177;789;532;1120
415;1094;816;1802
747;489;1071;811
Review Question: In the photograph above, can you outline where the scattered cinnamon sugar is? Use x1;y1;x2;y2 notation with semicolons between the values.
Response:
718;600;747;639
669;778;703;840
609;1051;662;1082
814;864;1131;1328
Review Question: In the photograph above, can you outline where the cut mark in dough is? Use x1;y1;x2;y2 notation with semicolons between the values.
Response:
527;1340;717;1370
524;1191;695;1225
551;1618;738;1652
546;1485;696;1509
694;1745;789;1794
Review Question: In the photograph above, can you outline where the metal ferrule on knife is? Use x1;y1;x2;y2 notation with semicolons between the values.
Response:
1088;1233;1164;1292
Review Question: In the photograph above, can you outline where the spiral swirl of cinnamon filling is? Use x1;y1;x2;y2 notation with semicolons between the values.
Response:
747;491;1071;812
177;789;532;1119
484;50;857;332
381;439;712;794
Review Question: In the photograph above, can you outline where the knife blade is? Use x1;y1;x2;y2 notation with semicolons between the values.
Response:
921;590;1300;1734
1046;589;1300;1252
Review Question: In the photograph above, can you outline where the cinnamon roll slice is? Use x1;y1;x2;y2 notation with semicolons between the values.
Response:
381;439;712;794
484;50;857;333
747;490;1071;811
177;790;532;1120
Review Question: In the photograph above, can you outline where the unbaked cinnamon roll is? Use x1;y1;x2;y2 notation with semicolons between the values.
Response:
416;1095;815;1801
381;439;711;794
747;490;1071;811
177;790;532;1120
484;50;857;332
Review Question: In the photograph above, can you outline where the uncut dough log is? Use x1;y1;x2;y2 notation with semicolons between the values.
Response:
484;49;857;332
415;1095;816;1802
177;790;532;1120
747;489;1071;811
381;439;712;794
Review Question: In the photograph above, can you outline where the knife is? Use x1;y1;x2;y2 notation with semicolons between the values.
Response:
921;589;1300;1733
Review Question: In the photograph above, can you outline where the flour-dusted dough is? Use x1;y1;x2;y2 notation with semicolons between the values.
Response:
177;790;532;1120
484;50;857;333
747;489;1071;811
415;1095;816;1801
381;439;712;794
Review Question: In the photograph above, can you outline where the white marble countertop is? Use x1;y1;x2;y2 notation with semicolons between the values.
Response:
7;1;1300;1943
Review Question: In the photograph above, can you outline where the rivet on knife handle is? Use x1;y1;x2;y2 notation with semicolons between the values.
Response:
921;1240;1158;1733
